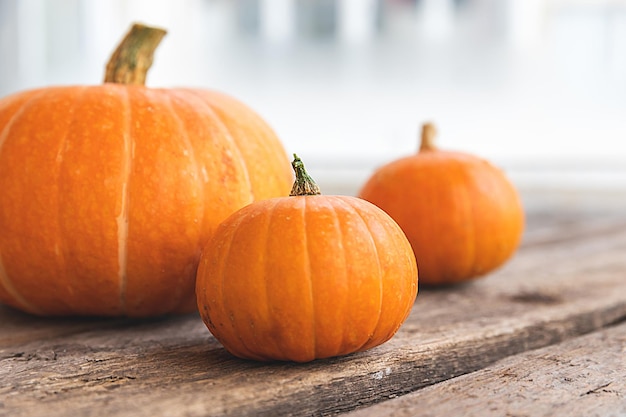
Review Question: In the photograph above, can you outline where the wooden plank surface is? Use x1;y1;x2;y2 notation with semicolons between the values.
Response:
345;321;626;417
1;211;626;416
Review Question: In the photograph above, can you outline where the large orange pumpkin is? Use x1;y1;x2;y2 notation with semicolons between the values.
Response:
196;155;418;362
0;24;292;316
359;123;524;285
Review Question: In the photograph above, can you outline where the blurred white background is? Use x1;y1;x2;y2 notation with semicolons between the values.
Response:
1;0;626;211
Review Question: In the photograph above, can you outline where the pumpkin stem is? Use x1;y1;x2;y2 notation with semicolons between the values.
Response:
290;154;321;196
419;122;438;152
104;23;167;86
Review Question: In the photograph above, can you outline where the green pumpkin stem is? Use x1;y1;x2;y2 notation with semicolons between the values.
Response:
290;154;321;196
104;23;167;86
419;122;438;152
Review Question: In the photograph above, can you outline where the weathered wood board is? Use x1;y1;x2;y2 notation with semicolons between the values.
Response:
1;211;626;416
345;321;626;417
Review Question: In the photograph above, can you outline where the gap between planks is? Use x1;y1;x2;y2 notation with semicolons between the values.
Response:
344;320;626;417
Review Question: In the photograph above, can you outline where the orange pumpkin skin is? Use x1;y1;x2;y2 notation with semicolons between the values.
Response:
358;128;524;285
0;84;292;317
196;194;418;362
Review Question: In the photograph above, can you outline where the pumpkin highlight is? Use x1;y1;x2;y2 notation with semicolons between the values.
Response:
359;123;524;285
196;155;418;362
0;24;292;316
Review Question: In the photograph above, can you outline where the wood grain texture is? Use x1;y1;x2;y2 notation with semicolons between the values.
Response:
345;321;626;417
1;211;626;416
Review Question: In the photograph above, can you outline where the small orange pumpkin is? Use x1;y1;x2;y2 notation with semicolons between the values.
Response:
196;155;418;362
359;123;524;285
0;24;292;316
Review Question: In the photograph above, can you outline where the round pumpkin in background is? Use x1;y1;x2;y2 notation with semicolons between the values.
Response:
358;123;524;285
0;24;292;317
196;155;418;362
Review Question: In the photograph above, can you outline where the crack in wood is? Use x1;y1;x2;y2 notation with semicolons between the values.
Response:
581;382;614;396
509;292;563;305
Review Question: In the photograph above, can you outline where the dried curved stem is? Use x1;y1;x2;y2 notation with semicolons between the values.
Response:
104;23;167;86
